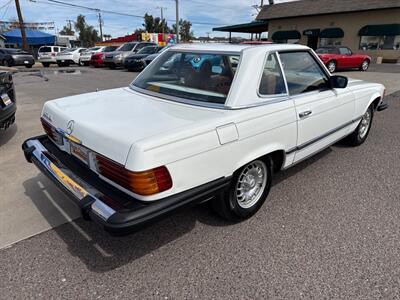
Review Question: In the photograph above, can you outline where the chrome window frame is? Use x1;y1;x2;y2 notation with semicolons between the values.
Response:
256;51;289;99
277;49;333;98
129;49;243;110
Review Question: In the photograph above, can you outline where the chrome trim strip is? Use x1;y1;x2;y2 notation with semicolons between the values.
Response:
26;139;116;221
286;116;362;154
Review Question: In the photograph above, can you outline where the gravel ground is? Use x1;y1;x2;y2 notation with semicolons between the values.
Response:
0;66;399;299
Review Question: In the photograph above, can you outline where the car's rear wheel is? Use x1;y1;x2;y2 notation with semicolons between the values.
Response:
42;62;50;67
345;104;374;146
2;59;9;67
327;60;336;73
359;59;370;71
212;157;273;221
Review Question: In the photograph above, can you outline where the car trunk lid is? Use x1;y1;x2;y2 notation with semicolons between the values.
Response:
42;87;223;165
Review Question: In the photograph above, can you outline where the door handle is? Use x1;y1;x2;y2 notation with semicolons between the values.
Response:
299;110;312;118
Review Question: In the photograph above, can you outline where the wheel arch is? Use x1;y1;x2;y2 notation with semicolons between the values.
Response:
232;145;287;175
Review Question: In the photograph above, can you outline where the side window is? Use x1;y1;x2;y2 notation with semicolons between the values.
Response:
79;49;86;53
279;51;329;96
259;53;286;96
54;47;59;53
339;47;351;55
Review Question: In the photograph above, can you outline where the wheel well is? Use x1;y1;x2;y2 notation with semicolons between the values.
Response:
264;150;285;173
372;97;381;110
328;59;337;65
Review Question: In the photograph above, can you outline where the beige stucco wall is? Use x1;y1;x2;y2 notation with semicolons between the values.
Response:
267;8;400;61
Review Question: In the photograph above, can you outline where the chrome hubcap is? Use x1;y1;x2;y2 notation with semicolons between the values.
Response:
362;61;369;70
236;160;267;209
359;110;371;139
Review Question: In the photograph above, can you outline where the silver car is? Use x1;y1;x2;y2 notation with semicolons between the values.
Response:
103;42;156;69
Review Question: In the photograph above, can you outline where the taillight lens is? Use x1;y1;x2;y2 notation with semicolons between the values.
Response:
41;117;63;145
95;155;172;196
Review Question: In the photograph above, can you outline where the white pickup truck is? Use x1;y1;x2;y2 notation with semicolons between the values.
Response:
23;44;388;234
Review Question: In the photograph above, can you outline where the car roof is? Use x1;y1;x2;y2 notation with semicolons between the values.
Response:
170;43;310;54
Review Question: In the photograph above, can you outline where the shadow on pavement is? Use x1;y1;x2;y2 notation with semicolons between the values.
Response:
22;146;332;273
0;124;17;147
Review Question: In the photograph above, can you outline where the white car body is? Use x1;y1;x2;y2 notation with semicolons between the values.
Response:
79;46;105;63
24;44;386;233
38;45;67;64
56;48;87;65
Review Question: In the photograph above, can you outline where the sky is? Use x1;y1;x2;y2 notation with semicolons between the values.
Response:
0;0;295;38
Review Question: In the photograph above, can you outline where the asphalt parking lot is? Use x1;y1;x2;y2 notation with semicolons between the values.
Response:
1;64;400;298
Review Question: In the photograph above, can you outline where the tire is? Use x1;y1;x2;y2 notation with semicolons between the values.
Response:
327;60;336;73
57;62;63;67
359;59;370;71
2;59;9;67
109;64;116;69
345;104;374;146
212;157;273;221
42;62;50;67
78;60;84;66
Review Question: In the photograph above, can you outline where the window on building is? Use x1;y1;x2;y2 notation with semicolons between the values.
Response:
259;53;286;96
320;38;342;46
359;35;400;50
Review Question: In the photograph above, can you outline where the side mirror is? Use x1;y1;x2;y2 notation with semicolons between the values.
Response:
330;75;348;89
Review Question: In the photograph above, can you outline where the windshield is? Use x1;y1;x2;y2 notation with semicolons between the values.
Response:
137;46;156;54
87;47;101;52
104;46;117;52
132;51;240;105
61;48;76;53
117;43;137;51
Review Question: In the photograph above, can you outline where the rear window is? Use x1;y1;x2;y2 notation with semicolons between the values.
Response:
118;43;137;51
39;47;52;53
132;51;240;106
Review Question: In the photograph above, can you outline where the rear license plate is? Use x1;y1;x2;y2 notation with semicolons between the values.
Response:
61;60;65;62
24;60;29;64
70;143;89;165
1;93;11;106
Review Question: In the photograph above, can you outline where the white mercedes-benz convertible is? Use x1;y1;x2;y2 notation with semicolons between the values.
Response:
23;44;388;234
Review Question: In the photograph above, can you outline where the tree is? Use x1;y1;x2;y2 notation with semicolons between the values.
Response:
74;15;100;47
172;19;194;42
142;13;170;34
59;25;74;36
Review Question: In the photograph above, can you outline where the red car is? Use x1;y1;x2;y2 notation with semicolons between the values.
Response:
89;45;118;67
316;46;371;73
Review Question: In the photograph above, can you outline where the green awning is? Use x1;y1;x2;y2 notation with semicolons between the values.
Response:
212;21;268;34
359;24;400;36
271;30;301;40
303;29;320;37
320;28;344;38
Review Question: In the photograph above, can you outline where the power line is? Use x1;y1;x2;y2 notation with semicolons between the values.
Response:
29;0;227;26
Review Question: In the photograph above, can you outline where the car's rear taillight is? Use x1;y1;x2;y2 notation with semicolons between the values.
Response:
95;155;172;196
41;117;63;145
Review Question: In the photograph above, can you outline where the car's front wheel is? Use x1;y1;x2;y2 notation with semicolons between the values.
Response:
359;59;370;71
345;104;374;146
327;60;336;73
78;60;84;66
212;157;273;221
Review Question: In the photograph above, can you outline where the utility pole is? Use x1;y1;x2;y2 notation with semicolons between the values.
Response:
175;0;179;43
156;6;167;36
14;0;28;51
66;19;73;32
98;12;103;41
